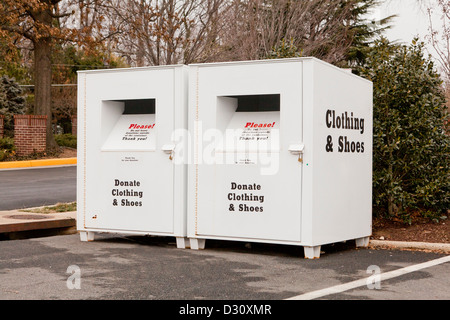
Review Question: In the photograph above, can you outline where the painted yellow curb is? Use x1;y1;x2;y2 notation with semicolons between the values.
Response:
0;158;77;169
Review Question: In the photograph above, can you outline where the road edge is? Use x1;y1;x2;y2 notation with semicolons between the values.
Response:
0;158;77;169
369;239;450;253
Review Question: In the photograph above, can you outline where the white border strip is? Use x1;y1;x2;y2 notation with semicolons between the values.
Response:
286;255;450;300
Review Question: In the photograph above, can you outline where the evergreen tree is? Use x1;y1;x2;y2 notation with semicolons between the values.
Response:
345;0;394;68
264;0;392;66
0;75;26;137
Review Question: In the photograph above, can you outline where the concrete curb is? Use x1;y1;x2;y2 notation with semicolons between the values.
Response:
0;210;76;234
0;157;77;169
369;239;450;253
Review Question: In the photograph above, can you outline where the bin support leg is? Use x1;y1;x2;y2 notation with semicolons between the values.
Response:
176;237;189;249
304;246;321;259
190;238;206;250
80;231;95;242
355;236;370;248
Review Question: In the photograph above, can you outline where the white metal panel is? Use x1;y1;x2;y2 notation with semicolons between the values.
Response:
76;72;87;232
78;66;187;235
300;59;314;246
189;60;303;243
172;66;189;237
309;59;373;245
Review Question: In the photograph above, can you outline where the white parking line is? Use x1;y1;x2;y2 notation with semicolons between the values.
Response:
286;255;450;300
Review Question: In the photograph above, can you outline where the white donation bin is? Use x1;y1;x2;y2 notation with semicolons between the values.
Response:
187;58;373;258
77;65;189;248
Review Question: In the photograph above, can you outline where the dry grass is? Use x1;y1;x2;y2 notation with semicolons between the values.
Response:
20;202;77;214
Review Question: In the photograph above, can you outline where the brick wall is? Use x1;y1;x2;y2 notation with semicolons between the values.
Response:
0;115;4;138
14;115;47;156
71;114;77;136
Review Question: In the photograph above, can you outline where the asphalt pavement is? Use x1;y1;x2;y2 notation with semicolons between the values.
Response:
0;162;449;303
0;165;76;210
0;232;448;301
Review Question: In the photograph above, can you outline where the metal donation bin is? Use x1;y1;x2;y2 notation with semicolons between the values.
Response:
187;58;373;258
77;65;189;248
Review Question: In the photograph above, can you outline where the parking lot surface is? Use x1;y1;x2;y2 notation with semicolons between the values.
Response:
0;233;448;302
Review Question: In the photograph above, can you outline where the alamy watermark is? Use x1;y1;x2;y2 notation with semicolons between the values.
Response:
66;265;81;290
170;122;281;176
366;265;381;290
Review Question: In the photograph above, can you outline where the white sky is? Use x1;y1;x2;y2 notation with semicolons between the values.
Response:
369;0;444;61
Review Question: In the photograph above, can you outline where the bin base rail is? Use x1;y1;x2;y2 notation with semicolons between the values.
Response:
80;231;371;259
79;231;191;249
188;236;371;259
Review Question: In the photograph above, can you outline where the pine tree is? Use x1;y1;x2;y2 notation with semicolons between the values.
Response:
0;75;26;137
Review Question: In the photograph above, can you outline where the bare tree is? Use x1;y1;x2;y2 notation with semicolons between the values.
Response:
427;0;450;83
220;0;372;64
102;0;229;66
0;0;73;149
0;0;114;150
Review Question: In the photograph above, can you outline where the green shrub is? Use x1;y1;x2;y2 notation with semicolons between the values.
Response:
0;137;16;161
55;133;77;148
358;38;450;221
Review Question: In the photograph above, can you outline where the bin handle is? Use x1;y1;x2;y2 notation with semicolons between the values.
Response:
288;144;305;163
162;144;175;153
162;144;176;160
288;144;304;154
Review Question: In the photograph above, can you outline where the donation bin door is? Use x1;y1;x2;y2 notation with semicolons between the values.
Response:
83;69;176;234
194;60;304;243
